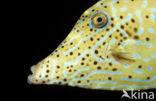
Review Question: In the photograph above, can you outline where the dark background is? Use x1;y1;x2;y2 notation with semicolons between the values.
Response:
23;0;156;100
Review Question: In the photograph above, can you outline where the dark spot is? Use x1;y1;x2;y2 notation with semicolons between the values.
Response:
78;53;81;56
134;28;138;32
95;50;98;54
57;66;60;69
77;81;81;83
116;29;120;32
120;25;124;29
86;54;90;57
46;70;50;73
94;61;98;65
106;28;109;31
109;62;112;66
112;68;117;71
97;38;100;41
81;62;84;65
97;66;102;70
111;17;114;21
104;5;107;8
42;81;46;83
82;58;85;61
124;37;127;40
90;37;94;41
117;1;120;4
80;74;84;77
147;77;150;80
131;19;135;23
45;75;48;78
109;35;112;38
126;22;129;26
103;42;106;45
145;15;149;19
70;42;73;45
111;24;114;27
138;65;142;68
87;80;90;83
146;37;150;41
120;16;123;19
90;28;93;31
128;75;132;79
70;52;73;55
134;35;139;40
69;69;72;72
120;33;123;37
108;77;112;80
57;54;59;57
63;79;67;82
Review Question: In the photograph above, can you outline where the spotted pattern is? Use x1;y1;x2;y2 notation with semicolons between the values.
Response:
28;0;156;90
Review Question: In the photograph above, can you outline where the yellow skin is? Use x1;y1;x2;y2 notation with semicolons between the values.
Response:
28;0;156;90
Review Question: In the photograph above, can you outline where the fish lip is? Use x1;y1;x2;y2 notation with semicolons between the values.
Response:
27;65;37;84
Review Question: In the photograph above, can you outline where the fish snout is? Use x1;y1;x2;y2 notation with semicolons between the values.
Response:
27;64;43;84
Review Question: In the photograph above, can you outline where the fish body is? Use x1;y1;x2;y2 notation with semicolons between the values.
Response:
28;0;156;90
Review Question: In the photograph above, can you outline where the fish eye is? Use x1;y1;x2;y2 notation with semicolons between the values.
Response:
91;13;108;28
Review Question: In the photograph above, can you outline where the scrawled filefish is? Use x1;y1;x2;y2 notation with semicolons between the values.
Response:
28;0;156;90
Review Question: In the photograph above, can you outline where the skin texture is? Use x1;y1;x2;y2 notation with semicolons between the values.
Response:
28;0;156;90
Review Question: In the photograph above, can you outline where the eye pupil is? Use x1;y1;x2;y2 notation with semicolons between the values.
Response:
97;17;103;22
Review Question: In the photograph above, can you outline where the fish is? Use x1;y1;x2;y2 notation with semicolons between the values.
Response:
28;0;156;90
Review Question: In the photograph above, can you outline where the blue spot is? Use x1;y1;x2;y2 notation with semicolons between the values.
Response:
121;7;127;11
98;4;102;8
134;69;143;73
144;57;149;62
142;1;147;7
145;43;152;47
150;14;155;21
148;28;154;33
147;67;152;71
135;41;142;44
138;27;143;35
151;8;156;13
64;61;73;67
124;0;128;2
112;7;116;13
152;53;156;58
124;63;129;68
104;3;109;5
136;11;141;16
133;53;141;59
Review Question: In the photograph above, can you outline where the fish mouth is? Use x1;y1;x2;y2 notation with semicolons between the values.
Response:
27;65;38;84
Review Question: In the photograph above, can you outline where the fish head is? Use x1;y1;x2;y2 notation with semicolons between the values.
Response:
28;0;156;90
